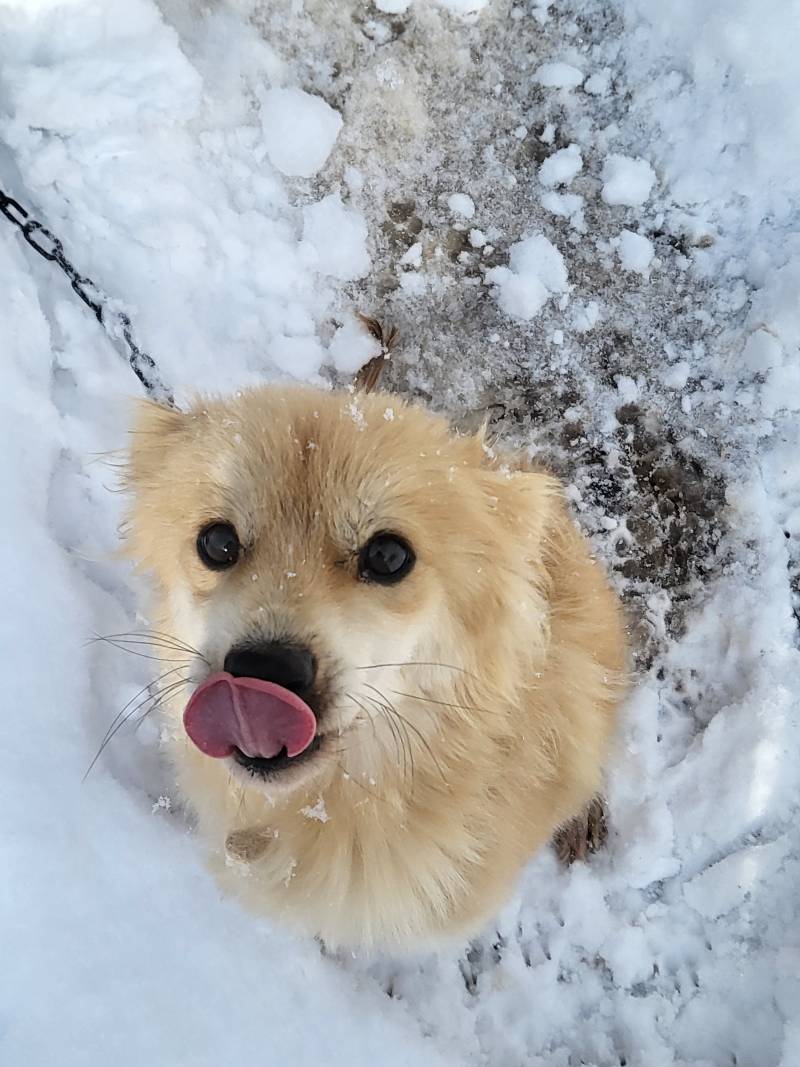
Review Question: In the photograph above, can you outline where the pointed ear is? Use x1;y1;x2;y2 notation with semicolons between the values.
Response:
474;415;494;453
449;406;493;441
464;421;538;476
125;400;189;489
470;431;563;554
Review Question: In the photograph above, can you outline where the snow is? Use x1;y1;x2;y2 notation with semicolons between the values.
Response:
267;334;327;379
538;143;583;188
620;0;800;219
260;87;343;178
375;0;411;12
534;61;585;89
329;313;382;375
683;836;791;921
3;0;800;1063
601;153;657;206
447;191;475;219
617;229;655;274
433;0;490;16
585;69;612;96
571;299;601;333
487;234;569;320
663;359;691;390
301;193;371;281
743;329;782;375
400;241;423;266
540;121;556;144
615;373;640;404
540;190;585;229
300;797;330;823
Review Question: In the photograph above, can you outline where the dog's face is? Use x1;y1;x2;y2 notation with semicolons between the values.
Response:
125;386;554;801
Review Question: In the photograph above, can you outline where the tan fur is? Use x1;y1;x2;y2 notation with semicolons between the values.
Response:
123;385;627;951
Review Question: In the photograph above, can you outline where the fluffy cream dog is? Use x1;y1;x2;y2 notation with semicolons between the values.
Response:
124;385;626;951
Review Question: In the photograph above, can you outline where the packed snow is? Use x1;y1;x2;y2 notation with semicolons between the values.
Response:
376;0;412;14
1;0;799;1065
447;192;476;219
616;229;655;275
301;193;371;281
260;86;343;178
538;143;583;188
487;233;569;320
601;154;657;207
329;312;382;375
534;61;585;90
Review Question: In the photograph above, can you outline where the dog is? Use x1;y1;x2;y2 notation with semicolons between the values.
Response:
123;384;627;951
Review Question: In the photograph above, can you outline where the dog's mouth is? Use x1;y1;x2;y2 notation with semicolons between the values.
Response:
183;672;321;776
231;734;324;778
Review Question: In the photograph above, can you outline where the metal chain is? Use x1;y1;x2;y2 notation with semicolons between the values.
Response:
1;186;174;407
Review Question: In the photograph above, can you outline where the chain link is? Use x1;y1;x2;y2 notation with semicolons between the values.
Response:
1;186;174;407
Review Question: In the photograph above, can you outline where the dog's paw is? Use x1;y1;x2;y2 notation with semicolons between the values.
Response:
225;826;273;863
552;796;608;866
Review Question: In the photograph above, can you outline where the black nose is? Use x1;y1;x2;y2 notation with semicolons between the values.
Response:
224;641;317;699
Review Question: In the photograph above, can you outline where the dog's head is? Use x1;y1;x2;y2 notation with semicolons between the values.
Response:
124;386;556;799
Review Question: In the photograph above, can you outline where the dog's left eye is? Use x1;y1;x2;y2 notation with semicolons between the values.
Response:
358;532;415;585
197;522;241;570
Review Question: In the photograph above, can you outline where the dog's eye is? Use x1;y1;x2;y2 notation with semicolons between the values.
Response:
358;533;415;585
197;522;241;570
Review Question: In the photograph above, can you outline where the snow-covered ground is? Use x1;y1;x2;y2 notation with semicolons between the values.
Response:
1;0;799;1064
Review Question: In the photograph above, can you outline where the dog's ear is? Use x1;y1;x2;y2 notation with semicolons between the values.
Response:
121;401;193;569
125;400;189;488
462;420;541;477
466;428;562;554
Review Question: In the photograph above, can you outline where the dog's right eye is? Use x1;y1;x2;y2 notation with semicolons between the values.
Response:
197;522;241;570
358;532;415;585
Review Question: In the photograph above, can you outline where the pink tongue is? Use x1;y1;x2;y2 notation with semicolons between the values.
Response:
183;672;317;760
